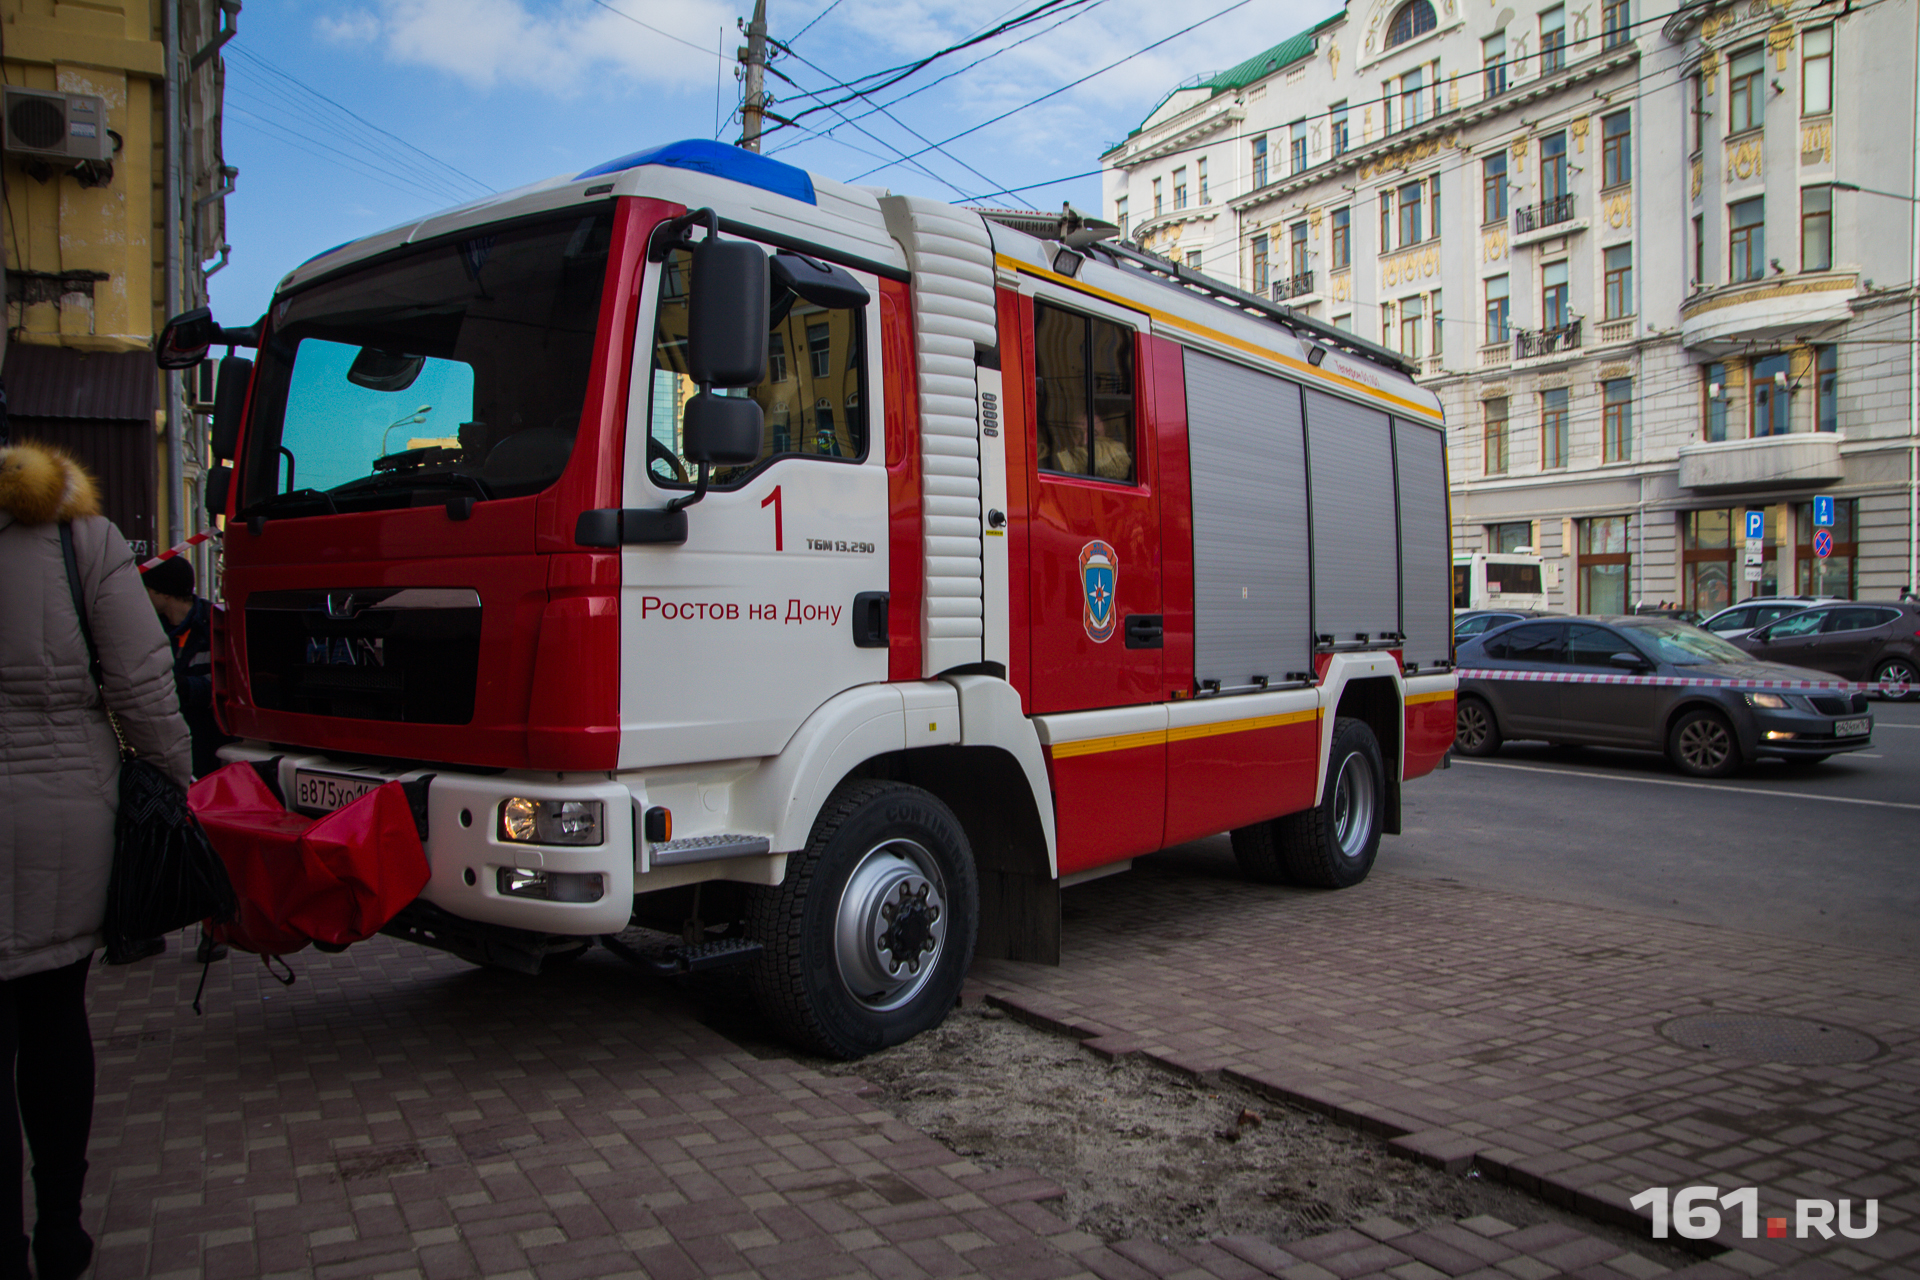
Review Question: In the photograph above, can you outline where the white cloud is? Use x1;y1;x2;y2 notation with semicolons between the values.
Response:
316;9;382;44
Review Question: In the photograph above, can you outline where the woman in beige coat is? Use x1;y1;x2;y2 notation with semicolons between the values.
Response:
0;439;192;1280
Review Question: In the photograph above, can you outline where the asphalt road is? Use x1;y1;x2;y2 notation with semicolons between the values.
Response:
1391;696;1920;959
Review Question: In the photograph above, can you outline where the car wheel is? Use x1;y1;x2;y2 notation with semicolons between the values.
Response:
1271;718;1385;890
1668;708;1741;778
745;780;977;1059
1874;658;1917;702
1454;696;1503;757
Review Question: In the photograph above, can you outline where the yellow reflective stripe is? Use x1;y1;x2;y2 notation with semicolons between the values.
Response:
994;253;1444;424
1405;690;1455;706
1166;708;1318;742
1049;729;1166;758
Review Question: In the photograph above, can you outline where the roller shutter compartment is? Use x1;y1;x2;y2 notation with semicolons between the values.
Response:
1303;389;1400;643
1394;418;1451;669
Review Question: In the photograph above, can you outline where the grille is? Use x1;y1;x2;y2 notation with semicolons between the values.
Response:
1809;694;1867;716
246;588;481;725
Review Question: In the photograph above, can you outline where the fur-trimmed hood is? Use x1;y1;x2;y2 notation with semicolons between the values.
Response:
0;441;102;526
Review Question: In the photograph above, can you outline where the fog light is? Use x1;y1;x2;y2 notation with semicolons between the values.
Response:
498;798;604;845
496;868;605;902
1764;730;1797;741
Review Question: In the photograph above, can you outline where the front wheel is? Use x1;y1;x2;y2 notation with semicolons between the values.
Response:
1454;696;1503;757
746;780;978;1059
1272;718;1386;889
1668;708;1740;778
1874;658;1916;702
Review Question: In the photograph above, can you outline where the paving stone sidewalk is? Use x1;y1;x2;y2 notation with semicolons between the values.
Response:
972;842;1920;1279
75;887;1713;1280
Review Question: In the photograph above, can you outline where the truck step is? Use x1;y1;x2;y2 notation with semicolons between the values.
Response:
598;931;764;977
650;833;772;866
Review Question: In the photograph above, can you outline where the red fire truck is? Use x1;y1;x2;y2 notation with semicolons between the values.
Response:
161;140;1455;1058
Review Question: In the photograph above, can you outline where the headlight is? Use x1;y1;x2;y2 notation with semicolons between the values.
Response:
498;798;605;845
1744;692;1789;709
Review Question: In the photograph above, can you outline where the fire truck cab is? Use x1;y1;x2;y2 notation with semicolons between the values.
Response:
180;140;1455;1058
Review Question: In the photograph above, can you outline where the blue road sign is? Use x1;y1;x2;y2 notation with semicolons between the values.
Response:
1745;510;1766;541
1814;528;1834;559
1814;495;1835;528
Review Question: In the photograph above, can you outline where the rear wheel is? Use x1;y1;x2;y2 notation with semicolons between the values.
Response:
1271;718;1385;889
1668;708;1740;778
1454;696;1503;757
1229;823;1297;885
1874;658;1916;702
746;780;977;1059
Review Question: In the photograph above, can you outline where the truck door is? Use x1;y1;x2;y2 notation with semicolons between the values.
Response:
1022;296;1163;713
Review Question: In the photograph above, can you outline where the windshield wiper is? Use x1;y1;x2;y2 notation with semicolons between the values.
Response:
243;487;339;518
330;470;493;502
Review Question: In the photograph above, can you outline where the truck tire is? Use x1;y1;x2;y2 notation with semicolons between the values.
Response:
745;780;978;1059
1453;696;1502;756
1273;717;1385;889
1229;822;1298;885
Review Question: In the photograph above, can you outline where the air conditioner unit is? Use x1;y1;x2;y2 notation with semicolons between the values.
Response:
4;87;113;163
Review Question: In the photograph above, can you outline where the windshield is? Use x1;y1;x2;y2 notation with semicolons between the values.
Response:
1483;561;1542;596
238;207;615;517
1619;619;1752;665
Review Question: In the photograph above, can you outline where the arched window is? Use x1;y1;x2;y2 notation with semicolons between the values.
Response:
1386;0;1437;47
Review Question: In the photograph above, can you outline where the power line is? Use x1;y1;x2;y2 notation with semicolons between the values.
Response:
582;0;731;62
785;0;846;45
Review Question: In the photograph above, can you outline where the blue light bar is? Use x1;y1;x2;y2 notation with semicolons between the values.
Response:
576;139;816;206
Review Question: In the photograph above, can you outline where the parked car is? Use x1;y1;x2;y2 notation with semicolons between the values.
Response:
1729;600;1920;701
1699;596;1843;641
1454;616;1873;776
1453;607;1550;640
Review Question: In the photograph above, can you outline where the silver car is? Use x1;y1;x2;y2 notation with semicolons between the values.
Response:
1699;596;1843;641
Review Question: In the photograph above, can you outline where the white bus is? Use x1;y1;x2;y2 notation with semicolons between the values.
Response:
1453;551;1548;612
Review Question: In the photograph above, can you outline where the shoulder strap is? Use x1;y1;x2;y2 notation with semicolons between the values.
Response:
58;521;106;689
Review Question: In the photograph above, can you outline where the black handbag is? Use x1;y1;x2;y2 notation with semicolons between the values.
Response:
59;525;237;964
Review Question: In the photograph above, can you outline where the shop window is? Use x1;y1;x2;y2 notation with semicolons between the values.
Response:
1580;515;1631;613
1794;497;1857;596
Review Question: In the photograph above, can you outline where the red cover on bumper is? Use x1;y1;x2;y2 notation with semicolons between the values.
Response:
189;764;430;955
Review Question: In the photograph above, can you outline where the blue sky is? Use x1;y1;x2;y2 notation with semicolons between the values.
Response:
206;0;1336;327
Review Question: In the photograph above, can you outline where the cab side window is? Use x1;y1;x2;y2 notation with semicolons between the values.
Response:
1033;300;1136;482
1486;621;1565;661
1568;624;1624;666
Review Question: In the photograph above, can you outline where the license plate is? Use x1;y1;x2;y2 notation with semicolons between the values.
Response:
293;769;382;814
1834;717;1871;738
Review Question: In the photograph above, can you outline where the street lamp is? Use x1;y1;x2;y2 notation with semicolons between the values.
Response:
379;404;434;458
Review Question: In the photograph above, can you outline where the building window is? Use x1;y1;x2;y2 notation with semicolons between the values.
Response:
1684;508;1772;613
1173;167;1188;211
1197;157;1209;204
1251;136;1268;188
1153;177;1163;217
1331;206;1351;269
1729;46;1764;133
1580;516;1631;613
1802;26;1833;116
1332;312;1352;332
1331;102;1350;155
1751;352;1790;436
1381;301;1395;348
1401;68;1425;129
1703;363;1729;441
1601;0;1629;49
1485;274;1510;343
1540;6;1566;73
1382;82;1393;134
1484;32;1508;96
1386;0;1437;49
808;321;831;378
1816;344;1838;432
1541;131;1568;204
1602;378;1632;462
1542;387;1569;468
1483;152;1508;223
1729;197;1765;282
768;333;789;383
1251;235;1270;293
1489;520;1531;552
1431;289;1444;359
1794;497;1856;595
1693;214;1705;283
1542;260;1570;330
1691;72;1705;153
1601;111;1631;188
1604;245;1633;318
1290;126;1308;175
1033;299;1135;481
1186;249;1203;271
1289;221;1310;278
1801;185;1832;271
1115;198;1128;240
1484;397;1510;475
1400;295;1424;359
1398;181;1423;247
1380;191;1394;251
1429;173;1442;239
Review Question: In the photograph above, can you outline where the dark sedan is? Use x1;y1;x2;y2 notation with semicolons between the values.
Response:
1729;600;1920;701
1453;608;1549;640
1454;616;1873;777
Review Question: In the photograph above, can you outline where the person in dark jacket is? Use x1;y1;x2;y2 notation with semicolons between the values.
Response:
1;440;194;1280
142;555;235;779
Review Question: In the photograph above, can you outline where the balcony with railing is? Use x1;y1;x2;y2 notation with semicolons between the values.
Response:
1272;272;1315;303
1510;194;1587;247
1513;317;1582;361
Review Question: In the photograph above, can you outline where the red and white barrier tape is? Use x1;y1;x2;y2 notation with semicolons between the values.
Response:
138;529;221;574
1455;667;1889;695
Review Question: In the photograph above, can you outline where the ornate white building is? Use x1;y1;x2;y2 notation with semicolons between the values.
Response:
1102;0;1919;612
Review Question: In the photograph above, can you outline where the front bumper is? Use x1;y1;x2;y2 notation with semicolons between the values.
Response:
1743;707;1874;759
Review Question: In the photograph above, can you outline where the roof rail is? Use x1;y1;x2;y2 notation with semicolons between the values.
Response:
1086;240;1420;378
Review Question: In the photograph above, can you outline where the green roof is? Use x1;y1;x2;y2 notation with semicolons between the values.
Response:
1114;9;1346;146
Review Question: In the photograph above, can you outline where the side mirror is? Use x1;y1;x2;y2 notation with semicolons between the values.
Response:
204;464;231;524
1608;651;1649;670
687;237;769;387
770;252;869;311
682;392;763;466
209;354;253;461
156;306;218;369
347;347;425;392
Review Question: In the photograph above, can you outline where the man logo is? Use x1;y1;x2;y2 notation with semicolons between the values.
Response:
1080;540;1118;643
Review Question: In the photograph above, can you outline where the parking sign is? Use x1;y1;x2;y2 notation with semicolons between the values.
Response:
1744;510;1766;541
1814;495;1835;528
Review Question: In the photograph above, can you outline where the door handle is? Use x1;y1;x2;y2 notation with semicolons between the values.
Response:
852;591;889;649
1124;614;1164;650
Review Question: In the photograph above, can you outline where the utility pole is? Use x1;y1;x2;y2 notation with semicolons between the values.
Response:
738;0;769;153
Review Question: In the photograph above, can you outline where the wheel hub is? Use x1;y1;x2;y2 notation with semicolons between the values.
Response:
835;840;947;1011
1331;752;1376;860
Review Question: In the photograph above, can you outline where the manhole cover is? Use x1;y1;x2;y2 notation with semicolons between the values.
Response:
1659;1014;1881;1065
